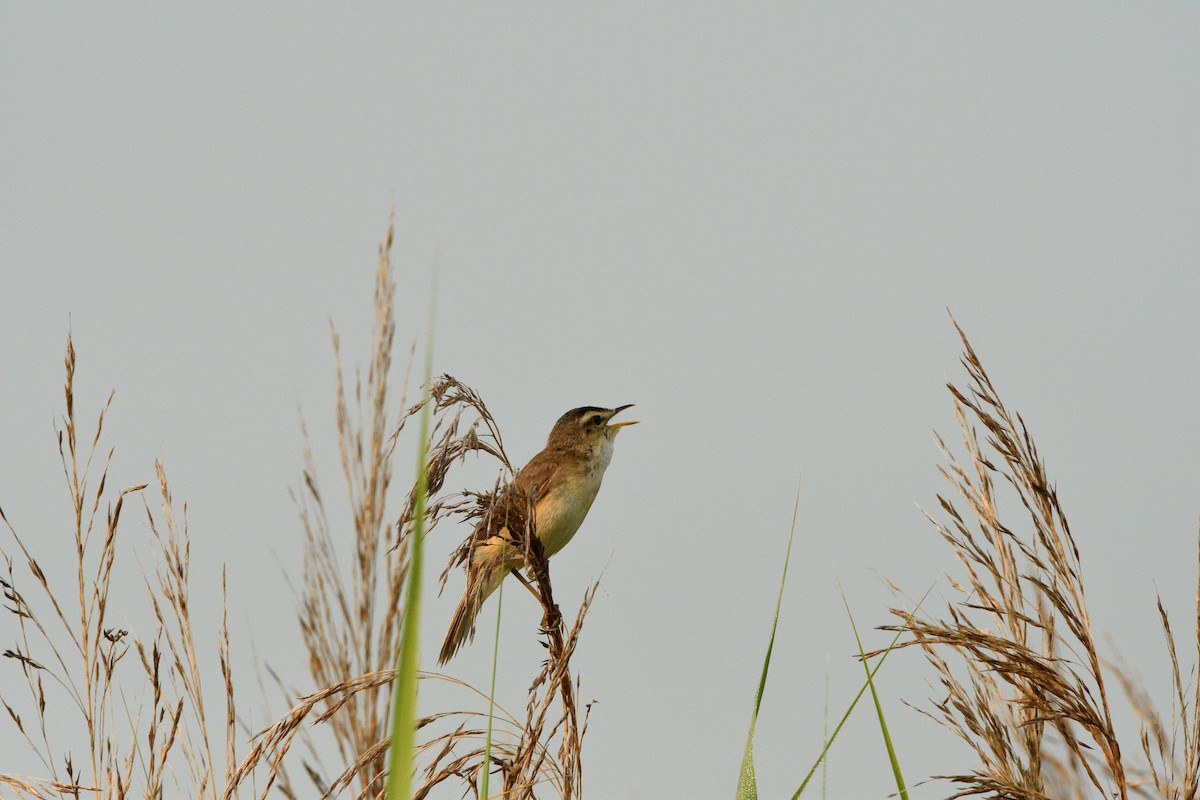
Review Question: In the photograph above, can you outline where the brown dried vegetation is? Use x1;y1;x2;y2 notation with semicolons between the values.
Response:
0;338;234;799
2;227;593;799
2;235;1196;800
892;319;1200;800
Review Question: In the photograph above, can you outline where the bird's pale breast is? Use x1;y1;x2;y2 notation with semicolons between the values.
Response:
534;436;614;556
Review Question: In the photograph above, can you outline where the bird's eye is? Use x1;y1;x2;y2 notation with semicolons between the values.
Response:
589;415;603;426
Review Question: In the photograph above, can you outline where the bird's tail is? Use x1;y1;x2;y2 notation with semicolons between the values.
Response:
438;552;512;665
438;591;480;665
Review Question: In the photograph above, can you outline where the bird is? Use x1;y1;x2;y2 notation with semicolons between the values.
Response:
438;404;638;664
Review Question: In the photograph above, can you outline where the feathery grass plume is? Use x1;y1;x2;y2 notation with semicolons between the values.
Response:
278;221;413;798
894;317;1200;800
142;458;241;799
0;335;235;799
1117;563;1200;800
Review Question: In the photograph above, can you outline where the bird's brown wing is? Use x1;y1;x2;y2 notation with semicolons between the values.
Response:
470;449;562;548
513;449;564;500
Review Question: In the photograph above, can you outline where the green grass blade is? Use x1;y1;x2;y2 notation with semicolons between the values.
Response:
736;480;802;800
788;585;931;800
821;655;830;800
479;578;504;799
384;283;437;800
842;593;908;800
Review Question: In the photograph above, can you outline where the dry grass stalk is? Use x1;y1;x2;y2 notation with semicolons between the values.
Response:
894;319;1200;800
0;335;236;799
280;223;412;797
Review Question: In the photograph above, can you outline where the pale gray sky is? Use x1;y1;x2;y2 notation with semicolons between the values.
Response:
2;5;1197;799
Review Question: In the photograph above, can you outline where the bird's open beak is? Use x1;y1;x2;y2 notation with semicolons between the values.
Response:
607;404;639;429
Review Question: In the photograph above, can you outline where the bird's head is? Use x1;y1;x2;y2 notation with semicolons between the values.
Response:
546;404;639;452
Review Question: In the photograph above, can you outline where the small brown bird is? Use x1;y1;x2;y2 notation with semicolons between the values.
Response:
438;405;638;664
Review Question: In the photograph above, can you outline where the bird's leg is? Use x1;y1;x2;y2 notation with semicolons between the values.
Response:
508;567;542;602
509;567;561;629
